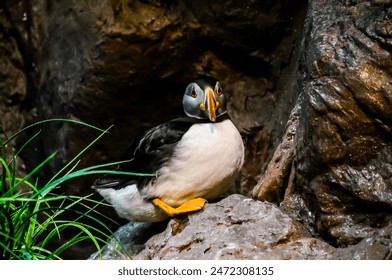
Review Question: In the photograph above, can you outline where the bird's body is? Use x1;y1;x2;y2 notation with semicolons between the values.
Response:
93;76;244;222
149;118;243;206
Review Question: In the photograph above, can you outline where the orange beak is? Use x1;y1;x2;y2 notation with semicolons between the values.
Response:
206;87;217;122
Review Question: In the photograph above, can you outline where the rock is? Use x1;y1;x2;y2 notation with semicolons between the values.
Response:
117;195;330;260
332;226;392;260
252;97;301;202
0;3;27;139
8;0;307;198
92;194;392;259
139;195;320;259
0;1;36;183
89;221;168;260
293;0;392;247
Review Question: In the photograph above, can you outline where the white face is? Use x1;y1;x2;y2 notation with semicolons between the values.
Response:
182;81;227;122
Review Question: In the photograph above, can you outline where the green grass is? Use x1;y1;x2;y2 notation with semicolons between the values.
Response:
0;119;154;260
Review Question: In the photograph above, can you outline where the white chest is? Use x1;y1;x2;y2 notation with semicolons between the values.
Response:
145;119;244;206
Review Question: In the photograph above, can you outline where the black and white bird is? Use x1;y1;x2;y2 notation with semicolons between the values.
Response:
93;76;244;222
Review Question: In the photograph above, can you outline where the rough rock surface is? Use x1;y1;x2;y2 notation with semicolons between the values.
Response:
0;1;39;182
291;0;392;246
89;222;168;260
136;195;320;260
0;2;29;138
91;195;392;260
252;97;301;202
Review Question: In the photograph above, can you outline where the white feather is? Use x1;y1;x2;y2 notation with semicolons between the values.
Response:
144;119;244;206
96;184;168;222
97;119;244;222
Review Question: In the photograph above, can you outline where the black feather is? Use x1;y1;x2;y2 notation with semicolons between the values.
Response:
193;75;218;90
92;117;208;190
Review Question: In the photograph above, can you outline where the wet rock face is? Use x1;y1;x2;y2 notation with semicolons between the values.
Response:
294;0;392;246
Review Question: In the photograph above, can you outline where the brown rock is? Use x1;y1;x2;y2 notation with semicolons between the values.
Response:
252;98;301;202
293;0;392;246
9;0;306;198
0;4;27;137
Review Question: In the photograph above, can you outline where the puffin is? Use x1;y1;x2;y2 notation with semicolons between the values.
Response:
93;76;244;222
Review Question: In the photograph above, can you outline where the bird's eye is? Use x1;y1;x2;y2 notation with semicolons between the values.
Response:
191;88;197;98
215;83;223;96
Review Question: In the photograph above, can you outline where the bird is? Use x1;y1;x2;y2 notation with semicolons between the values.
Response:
92;76;244;222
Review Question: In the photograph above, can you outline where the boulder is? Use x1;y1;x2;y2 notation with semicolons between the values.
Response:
91;195;392;259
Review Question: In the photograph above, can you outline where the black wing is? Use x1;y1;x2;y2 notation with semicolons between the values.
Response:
93;117;203;189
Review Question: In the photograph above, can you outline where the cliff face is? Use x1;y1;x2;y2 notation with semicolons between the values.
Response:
2;0;392;259
293;0;392;246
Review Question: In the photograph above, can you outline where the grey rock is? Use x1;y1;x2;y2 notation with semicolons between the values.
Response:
135;194;327;260
89;222;152;260
93;194;392;259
